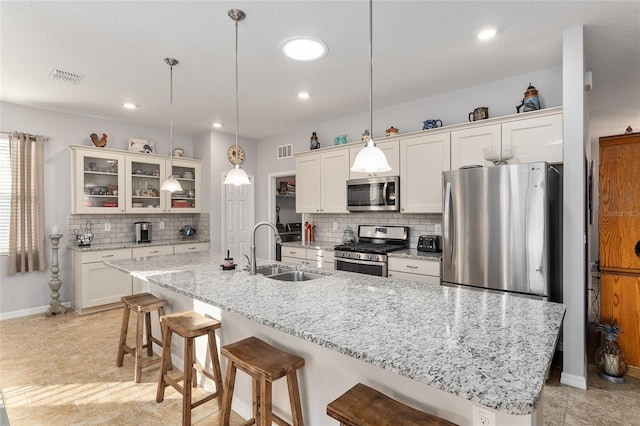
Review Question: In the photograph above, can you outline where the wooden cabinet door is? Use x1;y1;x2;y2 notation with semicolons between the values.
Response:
349;139;400;179
599;133;640;272
320;148;350;213
450;124;500;169
502;112;563;164
600;273;640;368
400;133;450;213
295;154;321;213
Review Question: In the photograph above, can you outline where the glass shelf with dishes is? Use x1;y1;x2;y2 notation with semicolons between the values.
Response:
168;158;201;212
126;155;166;213
72;149;126;213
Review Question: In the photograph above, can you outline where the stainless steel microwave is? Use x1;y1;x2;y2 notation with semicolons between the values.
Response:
346;176;399;212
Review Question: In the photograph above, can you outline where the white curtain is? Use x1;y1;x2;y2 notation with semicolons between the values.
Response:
8;131;46;274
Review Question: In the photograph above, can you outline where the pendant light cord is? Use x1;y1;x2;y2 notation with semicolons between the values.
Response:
169;62;174;172
368;0;373;145
234;16;240;158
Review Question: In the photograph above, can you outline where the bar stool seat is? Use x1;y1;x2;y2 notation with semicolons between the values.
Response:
327;383;457;426
220;336;305;426
156;310;224;426
116;292;168;383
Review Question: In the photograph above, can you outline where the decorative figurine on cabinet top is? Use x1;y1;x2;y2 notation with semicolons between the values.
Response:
385;126;399;136
310;132;320;150
516;83;541;113
90;133;108;148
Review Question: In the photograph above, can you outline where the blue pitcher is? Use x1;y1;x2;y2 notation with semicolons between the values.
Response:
334;135;347;145
423;119;443;130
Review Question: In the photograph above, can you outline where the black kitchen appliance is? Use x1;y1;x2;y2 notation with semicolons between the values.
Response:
334;225;409;277
275;222;303;261
417;235;442;253
135;222;152;243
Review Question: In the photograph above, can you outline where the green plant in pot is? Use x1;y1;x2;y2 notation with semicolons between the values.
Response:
595;322;629;383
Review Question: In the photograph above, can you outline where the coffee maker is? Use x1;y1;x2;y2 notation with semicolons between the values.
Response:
135;222;152;243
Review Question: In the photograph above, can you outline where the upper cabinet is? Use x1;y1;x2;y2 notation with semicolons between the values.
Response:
296;147;349;213
349;139;400;179
70;146;202;214
400;132;451;213
450;124;501;169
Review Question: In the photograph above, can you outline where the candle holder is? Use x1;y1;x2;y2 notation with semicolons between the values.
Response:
45;234;67;317
595;323;628;383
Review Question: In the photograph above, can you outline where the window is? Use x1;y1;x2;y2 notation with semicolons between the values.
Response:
0;134;10;253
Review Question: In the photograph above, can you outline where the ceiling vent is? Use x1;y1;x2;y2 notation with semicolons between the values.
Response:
277;144;292;159
47;68;82;85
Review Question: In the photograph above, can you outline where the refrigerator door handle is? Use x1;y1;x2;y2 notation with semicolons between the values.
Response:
444;181;454;266
526;177;545;295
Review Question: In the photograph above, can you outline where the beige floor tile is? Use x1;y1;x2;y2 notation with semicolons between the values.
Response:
74;381;157;424
195;409;246;426
565;386;640;426
25;380;107;414
11;403;86;426
89;410;139;425
1;390;32;421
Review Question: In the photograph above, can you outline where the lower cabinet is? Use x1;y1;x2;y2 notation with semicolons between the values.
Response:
72;248;132;315
388;257;441;285
280;246;334;270
131;245;174;294
174;242;210;254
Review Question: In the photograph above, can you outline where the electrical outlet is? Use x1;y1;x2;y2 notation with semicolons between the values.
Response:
472;405;496;426
434;223;442;234
333;222;338;231
104;222;111;231
159;221;165;229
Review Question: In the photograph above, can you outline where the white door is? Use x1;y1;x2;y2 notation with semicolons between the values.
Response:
222;174;254;262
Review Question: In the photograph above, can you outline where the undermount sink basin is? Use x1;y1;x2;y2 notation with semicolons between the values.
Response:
256;266;292;276
267;271;324;282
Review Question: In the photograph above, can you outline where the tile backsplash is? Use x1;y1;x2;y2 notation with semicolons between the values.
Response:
67;213;209;245
306;212;442;248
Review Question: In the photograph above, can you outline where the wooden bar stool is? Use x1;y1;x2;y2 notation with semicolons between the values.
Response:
327;383;457;426
156;311;224;426
116;292;168;383
220;336;305;426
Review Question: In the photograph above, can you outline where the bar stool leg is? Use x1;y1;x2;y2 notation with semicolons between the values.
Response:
156;323;173;403
207;330;224;406
253;377;260;425
134;310;144;383
259;377;272;426
145;311;153;357
220;361;237;426
116;305;130;367
183;337;194;426
286;372;304;426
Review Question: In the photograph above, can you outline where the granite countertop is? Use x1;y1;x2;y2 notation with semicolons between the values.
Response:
105;251;565;415
67;238;210;252
388;249;442;261
280;241;336;251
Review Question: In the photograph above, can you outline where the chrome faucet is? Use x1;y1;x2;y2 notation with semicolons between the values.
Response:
250;221;281;275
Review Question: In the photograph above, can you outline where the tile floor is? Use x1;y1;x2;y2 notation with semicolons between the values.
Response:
1;308;639;425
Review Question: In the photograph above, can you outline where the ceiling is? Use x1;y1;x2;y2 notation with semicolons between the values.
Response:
2;1;639;141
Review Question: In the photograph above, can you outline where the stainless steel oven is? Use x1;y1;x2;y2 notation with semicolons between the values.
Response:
347;176;399;212
334;252;388;277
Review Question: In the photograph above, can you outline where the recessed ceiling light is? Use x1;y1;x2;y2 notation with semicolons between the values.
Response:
281;37;328;61
298;92;310;100
212;122;222;128
477;27;497;41
123;103;137;109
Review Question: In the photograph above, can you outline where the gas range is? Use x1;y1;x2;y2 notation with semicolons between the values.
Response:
334;225;409;277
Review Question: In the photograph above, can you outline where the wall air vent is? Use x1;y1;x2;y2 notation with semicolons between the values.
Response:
47;68;82;85
277;144;293;159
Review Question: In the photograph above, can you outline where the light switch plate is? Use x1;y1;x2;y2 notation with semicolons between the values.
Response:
159;221;165;229
104;222;111;231
434;224;442;234
333;222;338;230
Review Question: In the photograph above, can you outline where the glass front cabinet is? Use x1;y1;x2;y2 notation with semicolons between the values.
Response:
70;146;201;214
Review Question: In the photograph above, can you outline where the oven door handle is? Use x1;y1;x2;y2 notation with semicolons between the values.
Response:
336;258;385;267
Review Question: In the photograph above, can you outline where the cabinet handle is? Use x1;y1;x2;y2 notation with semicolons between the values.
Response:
103;254;114;258
405;265;419;269
188;247;196;250
288;251;296;254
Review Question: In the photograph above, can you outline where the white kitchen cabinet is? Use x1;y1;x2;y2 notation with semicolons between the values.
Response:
280;246;334;270
72;248;132;314
280;246;308;266
168;158;202;213
400;133;451;213
388;257;440;285
295;148;349;213
450;124;501;169
501;111;563;164
126;154;167;213
70;148;126;213
174;242;210;254
349;139;400;179
131;245;175;293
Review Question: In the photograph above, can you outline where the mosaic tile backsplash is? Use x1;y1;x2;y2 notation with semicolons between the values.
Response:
67;213;209;246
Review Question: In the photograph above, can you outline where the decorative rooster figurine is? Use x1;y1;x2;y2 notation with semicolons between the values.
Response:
90;133;108;148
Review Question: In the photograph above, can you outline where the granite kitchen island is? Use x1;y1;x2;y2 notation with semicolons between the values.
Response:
106;251;565;425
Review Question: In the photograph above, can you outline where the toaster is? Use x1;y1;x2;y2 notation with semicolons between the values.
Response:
417;235;442;253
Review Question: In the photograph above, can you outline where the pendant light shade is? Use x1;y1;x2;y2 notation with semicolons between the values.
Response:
160;57;183;192
224;8;251;186
351;0;391;173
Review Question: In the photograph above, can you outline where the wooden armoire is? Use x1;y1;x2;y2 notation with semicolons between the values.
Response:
599;131;640;378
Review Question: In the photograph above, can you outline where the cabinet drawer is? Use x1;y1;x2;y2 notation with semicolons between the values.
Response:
81;248;132;264
388;270;440;285
308;249;334;270
388;257;440;276
281;256;307;266
174;242;209;254
132;245;173;258
281;246;306;259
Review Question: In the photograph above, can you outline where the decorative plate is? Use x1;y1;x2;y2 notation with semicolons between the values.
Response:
127;137;155;154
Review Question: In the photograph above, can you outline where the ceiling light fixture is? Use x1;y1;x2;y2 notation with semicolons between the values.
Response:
281;37;328;61
477;27;497;41
298;92;310;100
351;0;391;174
123;103;137;109
213;122;222;128
224;9;251;186
160;58;183;193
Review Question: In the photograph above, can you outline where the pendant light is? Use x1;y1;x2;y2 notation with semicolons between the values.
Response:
351;0;391;173
160;58;183;192
224;9;251;186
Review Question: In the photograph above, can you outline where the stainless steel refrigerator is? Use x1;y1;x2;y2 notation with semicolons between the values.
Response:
442;162;562;300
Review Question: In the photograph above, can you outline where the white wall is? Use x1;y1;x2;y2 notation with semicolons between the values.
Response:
253;66;563;258
0;102;194;317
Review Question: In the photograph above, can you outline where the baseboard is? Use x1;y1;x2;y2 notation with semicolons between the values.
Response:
0;302;71;321
560;371;587;389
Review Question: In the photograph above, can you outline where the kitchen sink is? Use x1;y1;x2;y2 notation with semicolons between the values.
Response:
256;266;292;276
267;271;324;282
